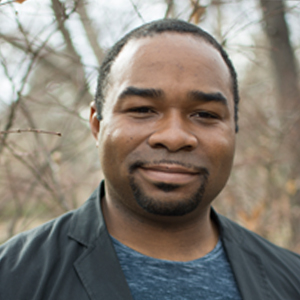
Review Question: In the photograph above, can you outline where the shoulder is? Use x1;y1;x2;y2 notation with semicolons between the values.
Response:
0;210;78;299
0;186;101;256
0;187;101;264
0;209;81;285
0;209;74;258
218;213;300;263
0;188;102;300
217;212;300;296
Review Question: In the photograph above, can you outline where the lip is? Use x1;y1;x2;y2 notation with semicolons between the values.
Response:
138;164;199;184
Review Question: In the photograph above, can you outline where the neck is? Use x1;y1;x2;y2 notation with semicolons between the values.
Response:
102;195;219;262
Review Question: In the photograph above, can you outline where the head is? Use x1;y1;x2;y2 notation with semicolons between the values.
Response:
95;19;239;132
90;19;238;220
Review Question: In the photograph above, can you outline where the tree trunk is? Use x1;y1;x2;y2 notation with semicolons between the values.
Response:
259;0;300;251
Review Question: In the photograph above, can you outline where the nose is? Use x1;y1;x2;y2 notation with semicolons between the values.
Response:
148;111;198;152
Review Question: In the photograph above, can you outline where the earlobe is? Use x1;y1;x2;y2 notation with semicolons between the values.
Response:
89;101;100;140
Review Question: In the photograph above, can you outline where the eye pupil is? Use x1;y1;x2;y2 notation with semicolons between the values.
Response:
199;112;214;118
128;107;154;116
139;107;150;113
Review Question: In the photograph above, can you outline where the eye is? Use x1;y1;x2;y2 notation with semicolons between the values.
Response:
128;106;154;114
125;106;157;119
194;111;218;119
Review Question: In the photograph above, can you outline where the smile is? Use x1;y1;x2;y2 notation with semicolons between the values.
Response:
138;164;199;185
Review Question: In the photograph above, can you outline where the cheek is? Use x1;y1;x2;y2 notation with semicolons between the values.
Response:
200;126;235;170
202;133;235;201
98;121;145;170
210;133;235;177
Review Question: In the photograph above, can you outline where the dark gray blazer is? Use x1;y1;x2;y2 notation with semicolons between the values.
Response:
1;182;300;300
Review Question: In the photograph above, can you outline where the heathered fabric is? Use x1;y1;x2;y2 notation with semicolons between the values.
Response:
111;237;242;300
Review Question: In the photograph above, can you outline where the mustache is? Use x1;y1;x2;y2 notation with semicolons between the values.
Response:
129;159;209;177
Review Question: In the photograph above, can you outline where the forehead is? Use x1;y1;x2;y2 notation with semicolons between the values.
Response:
107;33;233;104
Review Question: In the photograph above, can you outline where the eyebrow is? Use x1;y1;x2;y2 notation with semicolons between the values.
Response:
118;86;228;106
188;91;228;106
118;86;164;100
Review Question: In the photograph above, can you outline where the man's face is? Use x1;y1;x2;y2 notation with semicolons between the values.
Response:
92;33;236;219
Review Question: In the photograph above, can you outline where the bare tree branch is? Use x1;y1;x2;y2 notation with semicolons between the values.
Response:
129;0;145;23
0;129;62;136
77;1;104;65
188;0;206;24
0;28;58;154
51;0;82;63
5;142;70;211
164;0;174;18
51;0;94;105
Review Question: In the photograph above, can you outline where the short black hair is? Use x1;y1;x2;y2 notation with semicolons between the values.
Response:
95;19;239;132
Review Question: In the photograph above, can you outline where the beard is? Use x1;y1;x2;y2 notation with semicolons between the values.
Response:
128;160;209;217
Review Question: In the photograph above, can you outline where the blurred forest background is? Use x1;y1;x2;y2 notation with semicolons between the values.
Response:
0;0;300;253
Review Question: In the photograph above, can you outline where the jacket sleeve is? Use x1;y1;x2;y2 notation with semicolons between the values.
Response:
0;213;88;300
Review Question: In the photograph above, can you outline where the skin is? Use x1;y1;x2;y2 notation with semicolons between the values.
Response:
90;33;236;261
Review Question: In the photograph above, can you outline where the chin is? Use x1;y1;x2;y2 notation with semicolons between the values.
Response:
128;176;208;217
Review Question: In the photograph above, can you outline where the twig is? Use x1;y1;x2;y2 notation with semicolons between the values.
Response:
12;4;32;51
50;0;93;106
0;23;61;154
129;0;145;23
5;143;69;211
164;0;174;18
0;33;92;89
0;129;62;136
51;0;82;61
76;0;104;65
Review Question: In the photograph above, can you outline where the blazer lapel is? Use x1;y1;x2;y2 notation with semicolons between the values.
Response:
69;183;134;300
223;239;271;300
74;230;134;300
214;211;271;300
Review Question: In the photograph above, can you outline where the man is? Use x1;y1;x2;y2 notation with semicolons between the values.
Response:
0;19;299;300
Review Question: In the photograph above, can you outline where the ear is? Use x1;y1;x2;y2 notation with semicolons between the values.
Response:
89;101;100;140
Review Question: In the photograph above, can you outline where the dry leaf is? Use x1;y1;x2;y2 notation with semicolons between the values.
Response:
285;180;297;196
237;202;266;231
15;0;27;3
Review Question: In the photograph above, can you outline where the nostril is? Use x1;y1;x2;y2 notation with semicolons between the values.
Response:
148;130;198;152
183;144;194;151
152;142;166;149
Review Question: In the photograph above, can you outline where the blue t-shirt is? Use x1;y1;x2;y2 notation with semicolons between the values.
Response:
112;236;242;300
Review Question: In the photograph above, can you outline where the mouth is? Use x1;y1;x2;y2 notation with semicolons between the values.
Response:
137;164;201;185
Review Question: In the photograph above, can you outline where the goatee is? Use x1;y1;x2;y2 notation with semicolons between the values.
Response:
128;160;209;216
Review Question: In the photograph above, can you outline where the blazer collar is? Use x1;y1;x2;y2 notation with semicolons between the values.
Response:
213;210;271;300
68;181;134;300
68;182;105;247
